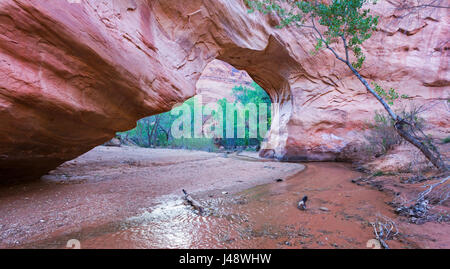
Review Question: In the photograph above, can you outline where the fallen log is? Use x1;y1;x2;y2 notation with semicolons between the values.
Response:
182;189;205;215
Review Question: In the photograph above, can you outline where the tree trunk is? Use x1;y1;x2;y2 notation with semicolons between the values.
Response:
347;63;448;172
147;120;155;147
136;122;145;146
395;121;447;171
159;125;170;144
148;115;160;147
152;116;161;146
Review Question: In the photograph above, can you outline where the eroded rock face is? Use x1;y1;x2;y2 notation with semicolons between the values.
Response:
196;59;254;104
0;0;448;182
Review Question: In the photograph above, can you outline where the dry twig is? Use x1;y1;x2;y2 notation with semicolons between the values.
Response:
417;176;449;202
370;215;399;249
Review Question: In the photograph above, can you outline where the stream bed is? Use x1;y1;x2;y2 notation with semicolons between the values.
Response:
20;162;408;249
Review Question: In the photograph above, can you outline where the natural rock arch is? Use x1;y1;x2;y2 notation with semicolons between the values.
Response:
0;0;448;182
215;36;296;160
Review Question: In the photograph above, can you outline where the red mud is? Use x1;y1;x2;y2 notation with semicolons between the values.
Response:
0;147;448;249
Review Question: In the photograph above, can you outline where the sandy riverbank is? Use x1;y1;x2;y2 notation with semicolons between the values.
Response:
1;146;448;249
0;146;304;248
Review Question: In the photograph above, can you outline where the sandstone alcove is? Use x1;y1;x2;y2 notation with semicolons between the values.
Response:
115;58;284;155
0;0;448;251
0;0;448;184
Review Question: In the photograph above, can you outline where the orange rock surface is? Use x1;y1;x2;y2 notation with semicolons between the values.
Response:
0;0;448;181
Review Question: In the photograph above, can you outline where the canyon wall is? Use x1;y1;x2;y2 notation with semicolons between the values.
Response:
196;59;253;104
0;0;448;182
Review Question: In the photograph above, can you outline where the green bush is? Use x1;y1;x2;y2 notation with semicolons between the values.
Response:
117;82;271;152
365;106;425;156
364;111;402;156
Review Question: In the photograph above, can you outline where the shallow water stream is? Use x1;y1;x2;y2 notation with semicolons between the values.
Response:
22;162;406;249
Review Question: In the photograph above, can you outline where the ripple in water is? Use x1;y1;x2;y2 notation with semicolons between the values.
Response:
25;163;401;249
39;195;245;249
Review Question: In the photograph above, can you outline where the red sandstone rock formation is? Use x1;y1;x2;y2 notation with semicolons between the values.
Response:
196;59;253;104
0;0;448;182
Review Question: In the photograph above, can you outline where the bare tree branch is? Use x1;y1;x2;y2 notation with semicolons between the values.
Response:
417;176;450;202
370;215;399;249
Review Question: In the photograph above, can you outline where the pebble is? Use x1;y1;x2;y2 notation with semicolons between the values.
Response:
319;207;330;212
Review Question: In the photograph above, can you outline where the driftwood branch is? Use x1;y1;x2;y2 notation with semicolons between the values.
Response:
370;215;399;249
182;189;205;215
417;176;450;202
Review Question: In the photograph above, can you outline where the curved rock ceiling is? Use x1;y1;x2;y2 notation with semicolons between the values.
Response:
0;0;448;182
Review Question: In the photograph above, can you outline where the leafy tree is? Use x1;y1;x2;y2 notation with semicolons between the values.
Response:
213;82;272;149
233;82;272;105
118;82;272;151
246;0;447;171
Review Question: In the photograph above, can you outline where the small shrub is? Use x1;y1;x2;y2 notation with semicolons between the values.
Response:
373;171;384;177
364;106;425;157
364;111;402;156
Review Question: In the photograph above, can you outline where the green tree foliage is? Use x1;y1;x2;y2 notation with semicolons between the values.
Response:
245;0;447;171
372;82;409;105
215;82;272;149
117;82;272;152
233;82;271;105
246;0;378;68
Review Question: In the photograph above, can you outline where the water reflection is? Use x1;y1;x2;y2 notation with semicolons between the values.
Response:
24;163;403;249
124;199;198;248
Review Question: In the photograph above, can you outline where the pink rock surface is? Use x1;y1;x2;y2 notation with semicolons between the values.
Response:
196;59;253;104
0;0;448;182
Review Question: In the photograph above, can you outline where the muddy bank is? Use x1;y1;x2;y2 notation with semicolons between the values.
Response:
351;173;450;248
0;146;303;248
1;146;448;249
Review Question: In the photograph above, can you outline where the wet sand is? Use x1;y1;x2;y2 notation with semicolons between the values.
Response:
0;146;448;249
0;146;303;248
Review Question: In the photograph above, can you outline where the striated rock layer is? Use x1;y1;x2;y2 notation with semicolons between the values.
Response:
196;59;254;104
0;0;448;182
